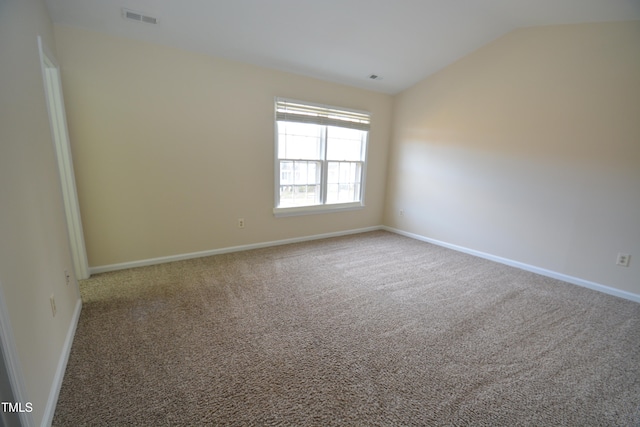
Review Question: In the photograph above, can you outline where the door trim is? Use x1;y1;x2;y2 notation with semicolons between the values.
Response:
37;36;89;280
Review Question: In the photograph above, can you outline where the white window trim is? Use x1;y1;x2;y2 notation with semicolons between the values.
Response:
273;97;370;217
273;201;365;218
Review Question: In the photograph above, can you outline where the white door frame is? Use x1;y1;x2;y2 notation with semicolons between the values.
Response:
37;36;89;281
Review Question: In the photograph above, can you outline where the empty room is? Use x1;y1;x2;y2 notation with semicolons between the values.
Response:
1;0;639;425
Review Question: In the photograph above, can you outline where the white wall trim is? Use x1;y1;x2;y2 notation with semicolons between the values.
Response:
90;226;382;275
37;35;90;280
0;281;35;427
41;297;82;427
383;226;640;304
89;225;639;304
273;202;364;218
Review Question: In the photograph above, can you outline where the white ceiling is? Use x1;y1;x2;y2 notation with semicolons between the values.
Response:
45;0;640;94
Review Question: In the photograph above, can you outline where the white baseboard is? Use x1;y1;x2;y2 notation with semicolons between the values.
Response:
383;226;640;304
89;225;639;304
41;297;82;427
89;226;382;275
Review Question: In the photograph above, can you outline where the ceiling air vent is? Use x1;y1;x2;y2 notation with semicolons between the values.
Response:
122;8;158;25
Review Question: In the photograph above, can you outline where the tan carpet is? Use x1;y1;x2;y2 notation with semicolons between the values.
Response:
53;231;640;426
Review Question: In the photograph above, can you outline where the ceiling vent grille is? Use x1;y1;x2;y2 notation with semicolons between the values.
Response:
122;8;158;25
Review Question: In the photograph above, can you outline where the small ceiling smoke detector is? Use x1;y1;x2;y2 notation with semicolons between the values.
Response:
122;8;158;25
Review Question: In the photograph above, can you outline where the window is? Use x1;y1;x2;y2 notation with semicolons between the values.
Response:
274;98;370;216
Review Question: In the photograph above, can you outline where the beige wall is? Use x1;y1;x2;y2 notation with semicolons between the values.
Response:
52;21;640;294
53;25;393;268
0;0;81;425
385;21;640;295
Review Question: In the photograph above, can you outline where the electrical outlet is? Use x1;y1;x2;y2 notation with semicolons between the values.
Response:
237;218;245;229
50;294;56;317
616;253;630;267
65;269;70;285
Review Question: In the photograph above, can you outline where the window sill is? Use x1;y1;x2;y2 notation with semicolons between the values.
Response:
273;202;364;218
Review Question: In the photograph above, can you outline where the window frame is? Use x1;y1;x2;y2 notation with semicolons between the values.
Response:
273;97;370;217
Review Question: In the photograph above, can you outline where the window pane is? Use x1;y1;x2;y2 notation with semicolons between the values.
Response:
327;162;339;184
279;185;321;207
278;160;321;207
280;161;294;185
326;126;365;161
306;162;319;184
278;122;322;160
326;183;339;203
326;161;362;204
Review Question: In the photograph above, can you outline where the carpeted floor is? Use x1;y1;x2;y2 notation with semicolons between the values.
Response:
53;231;640;426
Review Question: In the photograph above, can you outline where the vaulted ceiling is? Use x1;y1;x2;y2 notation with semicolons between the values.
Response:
45;0;640;94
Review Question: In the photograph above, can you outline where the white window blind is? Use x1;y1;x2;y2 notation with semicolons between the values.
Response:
276;98;371;131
